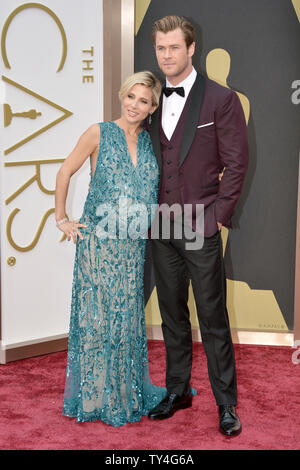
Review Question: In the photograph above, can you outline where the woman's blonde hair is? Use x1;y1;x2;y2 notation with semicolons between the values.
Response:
119;71;161;107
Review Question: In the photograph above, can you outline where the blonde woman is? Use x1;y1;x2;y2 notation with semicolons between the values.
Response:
55;71;165;426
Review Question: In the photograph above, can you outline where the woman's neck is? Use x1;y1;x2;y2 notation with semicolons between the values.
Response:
114;117;141;137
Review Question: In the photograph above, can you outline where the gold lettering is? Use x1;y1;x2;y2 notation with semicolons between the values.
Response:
1;2;67;72
82;60;94;71
5;158;65;205
82;75;94;83
2;76;72;155
82;46;94;56
82;46;94;83
7;207;55;252
5;159;67;250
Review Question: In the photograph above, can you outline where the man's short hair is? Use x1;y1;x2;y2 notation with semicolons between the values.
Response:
152;15;195;48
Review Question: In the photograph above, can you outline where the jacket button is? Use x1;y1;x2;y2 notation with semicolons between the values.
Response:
168;145;172;150
167;175;172;179
166;189;170;194
167;160;171;164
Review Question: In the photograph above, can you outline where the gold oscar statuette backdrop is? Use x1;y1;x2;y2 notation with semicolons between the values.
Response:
135;0;289;333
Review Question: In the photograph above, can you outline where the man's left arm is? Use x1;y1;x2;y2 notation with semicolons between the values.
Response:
214;90;249;230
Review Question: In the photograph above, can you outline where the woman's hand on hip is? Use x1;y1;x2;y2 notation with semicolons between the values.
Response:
58;219;87;243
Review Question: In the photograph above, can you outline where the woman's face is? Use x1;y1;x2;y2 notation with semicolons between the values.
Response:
122;84;156;125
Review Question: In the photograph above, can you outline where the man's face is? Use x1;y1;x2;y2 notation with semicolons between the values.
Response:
154;28;195;80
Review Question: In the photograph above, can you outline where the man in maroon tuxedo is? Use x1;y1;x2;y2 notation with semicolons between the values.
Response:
147;16;249;436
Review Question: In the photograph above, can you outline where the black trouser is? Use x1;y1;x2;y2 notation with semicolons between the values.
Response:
151;220;237;406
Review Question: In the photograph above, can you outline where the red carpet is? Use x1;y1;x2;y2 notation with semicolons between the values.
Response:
0;341;299;450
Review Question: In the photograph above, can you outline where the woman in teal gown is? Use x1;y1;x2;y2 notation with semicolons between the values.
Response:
55;72;166;426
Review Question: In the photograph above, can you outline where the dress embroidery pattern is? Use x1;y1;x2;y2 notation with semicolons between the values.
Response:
62;122;166;426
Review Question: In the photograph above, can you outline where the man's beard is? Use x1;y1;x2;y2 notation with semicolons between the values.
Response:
163;58;189;79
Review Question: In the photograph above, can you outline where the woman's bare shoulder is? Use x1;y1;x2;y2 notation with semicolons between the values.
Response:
84;123;101;141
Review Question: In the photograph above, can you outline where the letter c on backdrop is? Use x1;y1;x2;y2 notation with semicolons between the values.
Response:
1;2;67;72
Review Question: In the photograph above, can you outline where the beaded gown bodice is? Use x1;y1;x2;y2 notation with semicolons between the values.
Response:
62;121;166;426
79;121;159;236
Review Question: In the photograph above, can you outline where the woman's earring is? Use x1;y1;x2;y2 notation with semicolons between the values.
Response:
149;113;152;125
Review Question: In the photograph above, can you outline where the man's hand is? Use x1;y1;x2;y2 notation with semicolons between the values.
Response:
218;167;225;181
217;171;224;232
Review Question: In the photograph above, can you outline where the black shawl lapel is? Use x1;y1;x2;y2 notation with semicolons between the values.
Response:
149;92;163;173
179;72;206;166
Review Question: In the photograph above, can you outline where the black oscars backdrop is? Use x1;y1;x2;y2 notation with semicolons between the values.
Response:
135;0;300;333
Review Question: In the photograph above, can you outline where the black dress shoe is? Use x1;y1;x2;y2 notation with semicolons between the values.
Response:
148;392;193;420
219;405;242;436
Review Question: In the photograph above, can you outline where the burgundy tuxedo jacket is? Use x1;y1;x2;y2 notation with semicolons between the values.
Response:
148;72;249;237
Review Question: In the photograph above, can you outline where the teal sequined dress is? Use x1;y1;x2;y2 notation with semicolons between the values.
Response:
62;121;166;426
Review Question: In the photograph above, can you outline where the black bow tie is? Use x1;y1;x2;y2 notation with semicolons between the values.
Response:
163;86;185;98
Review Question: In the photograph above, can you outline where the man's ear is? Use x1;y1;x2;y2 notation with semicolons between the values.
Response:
188;42;195;59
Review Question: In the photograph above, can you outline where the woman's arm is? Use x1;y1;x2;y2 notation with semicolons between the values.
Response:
55;123;100;242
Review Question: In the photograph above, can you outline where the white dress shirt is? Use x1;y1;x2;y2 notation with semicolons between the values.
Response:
161;66;197;141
